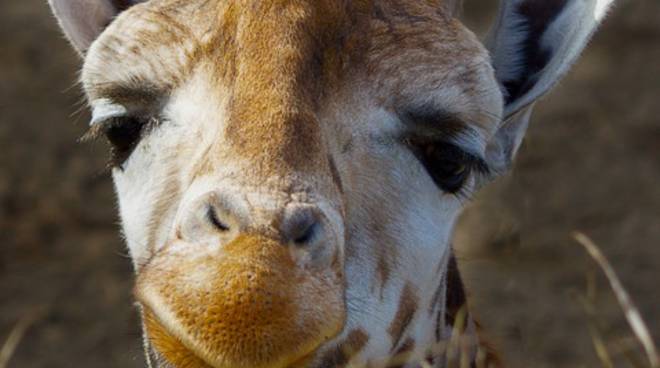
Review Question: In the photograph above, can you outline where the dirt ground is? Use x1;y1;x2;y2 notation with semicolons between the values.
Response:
1;1;658;367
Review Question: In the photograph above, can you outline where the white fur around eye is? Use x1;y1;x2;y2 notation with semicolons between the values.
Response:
90;99;128;125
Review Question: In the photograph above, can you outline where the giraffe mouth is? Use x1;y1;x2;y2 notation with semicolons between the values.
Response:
139;287;339;368
134;235;346;368
142;311;319;368
141;306;316;368
142;307;214;368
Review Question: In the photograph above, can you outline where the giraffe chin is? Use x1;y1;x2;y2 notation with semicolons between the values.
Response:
143;309;319;368
134;235;345;368
143;309;213;368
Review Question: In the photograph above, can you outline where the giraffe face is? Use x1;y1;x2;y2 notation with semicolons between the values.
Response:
49;0;615;366
79;1;502;366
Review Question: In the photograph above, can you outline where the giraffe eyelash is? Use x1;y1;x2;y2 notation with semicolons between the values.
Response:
82;116;161;169
405;138;490;196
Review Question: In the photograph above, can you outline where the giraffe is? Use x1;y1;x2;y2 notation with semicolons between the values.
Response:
48;0;615;367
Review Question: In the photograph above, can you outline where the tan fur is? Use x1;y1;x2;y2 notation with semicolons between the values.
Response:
136;234;345;368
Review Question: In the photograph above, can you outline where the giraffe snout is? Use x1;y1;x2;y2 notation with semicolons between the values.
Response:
177;189;341;271
134;191;346;368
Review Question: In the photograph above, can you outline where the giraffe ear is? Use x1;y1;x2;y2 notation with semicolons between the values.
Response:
48;0;144;55
484;0;615;172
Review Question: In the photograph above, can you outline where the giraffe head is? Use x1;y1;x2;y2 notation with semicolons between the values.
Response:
49;0;614;366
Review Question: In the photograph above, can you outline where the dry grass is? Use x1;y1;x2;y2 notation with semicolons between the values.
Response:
0;307;47;368
574;232;659;368
353;305;498;368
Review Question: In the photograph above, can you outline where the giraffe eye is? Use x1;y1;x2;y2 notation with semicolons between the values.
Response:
410;141;489;194
417;143;470;193
103;117;148;168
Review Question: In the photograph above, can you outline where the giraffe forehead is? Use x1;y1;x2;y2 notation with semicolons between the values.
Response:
83;0;502;152
220;1;355;173
84;0;354;97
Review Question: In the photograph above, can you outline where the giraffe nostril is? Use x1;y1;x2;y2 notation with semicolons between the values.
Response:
292;222;319;245
207;206;230;232
284;208;322;246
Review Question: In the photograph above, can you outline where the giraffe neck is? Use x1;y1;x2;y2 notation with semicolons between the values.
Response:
432;253;502;368
388;251;501;368
316;250;501;368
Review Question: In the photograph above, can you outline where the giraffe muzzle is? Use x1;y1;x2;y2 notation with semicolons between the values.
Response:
134;231;345;368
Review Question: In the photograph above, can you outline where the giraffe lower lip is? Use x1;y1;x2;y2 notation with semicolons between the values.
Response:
142;307;214;368
141;301;330;368
144;306;326;368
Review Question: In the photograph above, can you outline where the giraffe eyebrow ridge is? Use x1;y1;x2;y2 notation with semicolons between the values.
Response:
398;107;489;161
93;83;167;105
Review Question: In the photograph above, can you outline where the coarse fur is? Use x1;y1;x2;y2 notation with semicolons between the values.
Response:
48;0;616;367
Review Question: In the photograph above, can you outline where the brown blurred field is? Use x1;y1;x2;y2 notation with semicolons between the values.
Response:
1;1;658;367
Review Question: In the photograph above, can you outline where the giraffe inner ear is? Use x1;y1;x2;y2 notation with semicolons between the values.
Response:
483;0;615;173
48;0;143;54
486;0;615;117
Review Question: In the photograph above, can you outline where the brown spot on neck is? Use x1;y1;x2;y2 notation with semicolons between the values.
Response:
388;337;416;368
433;250;469;342
317;328;369;368
388;282;418;351
428;251;504;367
444;252;467;328
376;254;391;299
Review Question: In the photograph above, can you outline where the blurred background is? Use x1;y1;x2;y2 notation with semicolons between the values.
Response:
0;1;658;367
